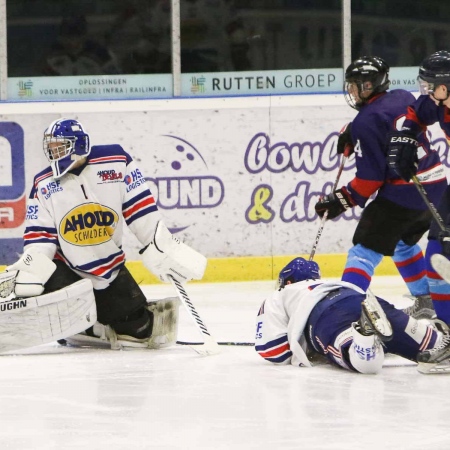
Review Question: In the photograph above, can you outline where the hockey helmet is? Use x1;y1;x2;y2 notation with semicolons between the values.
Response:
277;257;321;289
344;56;390;110
418;50;450;95
43;118;90;178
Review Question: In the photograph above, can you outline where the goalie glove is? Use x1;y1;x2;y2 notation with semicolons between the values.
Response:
386;131;419;182
141;221;207;284
314;187;356;220
4;251;56;297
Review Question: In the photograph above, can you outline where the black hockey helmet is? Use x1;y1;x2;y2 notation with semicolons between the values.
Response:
418;50;450;95
344;56;390;110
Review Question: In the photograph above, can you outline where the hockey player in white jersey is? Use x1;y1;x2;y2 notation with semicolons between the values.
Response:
255;257;450;374
0;118;206;351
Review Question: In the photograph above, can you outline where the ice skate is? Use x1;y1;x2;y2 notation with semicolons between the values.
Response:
402;294;436;320
354;290;393;342
417;320;450;374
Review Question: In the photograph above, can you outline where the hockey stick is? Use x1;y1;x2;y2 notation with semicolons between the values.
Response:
168;275;220;356
410;175;450;283
309;146;351;260
177;341;254;346
411;175;446;232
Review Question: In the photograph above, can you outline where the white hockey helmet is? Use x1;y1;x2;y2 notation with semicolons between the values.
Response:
43;118;90;178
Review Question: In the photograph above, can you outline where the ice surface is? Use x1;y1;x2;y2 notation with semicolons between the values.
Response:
0;277;446;450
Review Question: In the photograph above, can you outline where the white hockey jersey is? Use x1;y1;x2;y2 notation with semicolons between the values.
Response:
254;280;365;367
23;144;162;289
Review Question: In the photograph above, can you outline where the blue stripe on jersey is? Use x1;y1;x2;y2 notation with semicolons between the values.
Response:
122;190;148;210
265;352;293;363
76;250;124;272
125;204;158;226
255;335;288;351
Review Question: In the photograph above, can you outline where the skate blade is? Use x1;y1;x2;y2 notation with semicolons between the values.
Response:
363;292;393;341
417;362;450;374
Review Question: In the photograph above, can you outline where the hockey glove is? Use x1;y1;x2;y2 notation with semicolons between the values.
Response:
337;122;354;156
314;187;355;220
438;228;450;258
386;131;419;182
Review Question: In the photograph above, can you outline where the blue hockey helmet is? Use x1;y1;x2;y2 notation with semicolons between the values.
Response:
277;257;321;289
43;118;90;178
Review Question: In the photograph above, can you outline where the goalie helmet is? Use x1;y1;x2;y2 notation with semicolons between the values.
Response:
344;56;390;110
277;257;321;289
43;118;90;178
418;50;450;96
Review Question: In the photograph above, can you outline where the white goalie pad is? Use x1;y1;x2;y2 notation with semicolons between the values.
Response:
0;279;96;354
143;221;207;283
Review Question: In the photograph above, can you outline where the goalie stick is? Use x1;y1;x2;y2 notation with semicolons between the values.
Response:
410;175;450;283
168;275;220;356
309;146;351;260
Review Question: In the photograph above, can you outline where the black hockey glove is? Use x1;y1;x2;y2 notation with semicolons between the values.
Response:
386;131;419;182
438;228;450;258
337;122;354;156
314;187;355;220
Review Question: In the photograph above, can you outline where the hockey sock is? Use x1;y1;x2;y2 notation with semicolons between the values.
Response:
341;244;383;291
392;240;428;296
426;239;450;324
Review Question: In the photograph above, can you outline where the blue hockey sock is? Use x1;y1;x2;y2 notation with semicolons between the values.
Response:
342;244;383;291
392;240;428;296
426;239;450;324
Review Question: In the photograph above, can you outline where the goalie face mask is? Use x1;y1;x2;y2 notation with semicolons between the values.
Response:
43;118;91;179
277;257;321;290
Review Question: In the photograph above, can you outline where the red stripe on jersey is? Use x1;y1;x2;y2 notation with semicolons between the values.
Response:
259;342;290;358
349;177;383;198
123;197;155;219
90;155;127;164
91;253;125;276
405;106;427;131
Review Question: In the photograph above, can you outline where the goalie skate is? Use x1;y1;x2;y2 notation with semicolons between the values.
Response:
63;297;180;350
431;254;450;284
356;290;393;342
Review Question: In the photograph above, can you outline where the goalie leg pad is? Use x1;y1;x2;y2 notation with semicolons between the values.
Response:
0;279;96;354
64;297;180;350
348;324;385;374
143;221;207;283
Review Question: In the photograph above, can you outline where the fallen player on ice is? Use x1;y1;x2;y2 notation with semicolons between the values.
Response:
254;257;450;374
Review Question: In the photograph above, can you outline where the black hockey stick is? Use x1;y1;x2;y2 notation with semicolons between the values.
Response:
410;175;450;283
411;175;446;232
309;146;351;260
177;341;254;346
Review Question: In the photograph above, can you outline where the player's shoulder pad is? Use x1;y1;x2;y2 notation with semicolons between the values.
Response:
89;144;133;165
30;167;53;199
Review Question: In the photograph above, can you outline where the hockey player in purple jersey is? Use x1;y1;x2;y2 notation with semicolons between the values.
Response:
387;50;450;370
314;56;447;320
255;257;450;374
0;118;206;352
